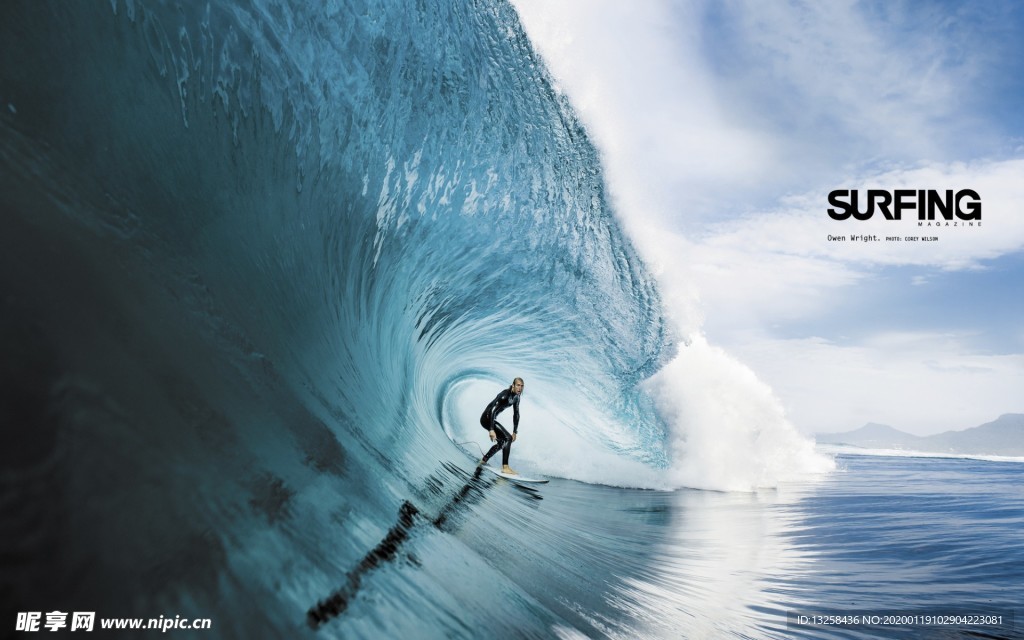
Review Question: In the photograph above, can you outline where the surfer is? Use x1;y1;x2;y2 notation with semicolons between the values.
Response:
479;378;524;475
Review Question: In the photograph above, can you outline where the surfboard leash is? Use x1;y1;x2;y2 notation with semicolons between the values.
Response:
454;440;485;457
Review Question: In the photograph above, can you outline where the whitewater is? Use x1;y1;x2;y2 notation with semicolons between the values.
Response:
2;1;1021;638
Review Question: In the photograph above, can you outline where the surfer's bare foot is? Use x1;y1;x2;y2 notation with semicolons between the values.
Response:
501;465;517;475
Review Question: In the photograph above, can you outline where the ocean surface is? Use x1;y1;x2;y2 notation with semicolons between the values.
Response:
1;1;1021;638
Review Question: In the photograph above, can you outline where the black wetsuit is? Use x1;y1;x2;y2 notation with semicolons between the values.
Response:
479;388;520;466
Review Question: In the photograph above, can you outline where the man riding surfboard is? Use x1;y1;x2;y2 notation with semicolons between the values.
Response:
479;378;524;475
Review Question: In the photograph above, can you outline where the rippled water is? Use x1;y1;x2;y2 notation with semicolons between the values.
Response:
303;453;1021;639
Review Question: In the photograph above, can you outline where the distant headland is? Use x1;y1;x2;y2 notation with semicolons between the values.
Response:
816;414;1024;457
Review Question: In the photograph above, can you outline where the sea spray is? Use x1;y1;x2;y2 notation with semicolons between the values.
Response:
647;335;835;491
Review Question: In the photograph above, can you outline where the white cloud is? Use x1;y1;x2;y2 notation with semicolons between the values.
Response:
730;334;1024;435
663;159;1024;343
512;0;780;222
715;0;988;157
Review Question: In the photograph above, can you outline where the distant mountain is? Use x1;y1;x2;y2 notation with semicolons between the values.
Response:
816;414;1024;457
925;414;1024;456
816;423;926;449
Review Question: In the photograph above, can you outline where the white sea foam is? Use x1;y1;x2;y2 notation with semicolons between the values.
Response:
645;335;835;491
818;444;1024;464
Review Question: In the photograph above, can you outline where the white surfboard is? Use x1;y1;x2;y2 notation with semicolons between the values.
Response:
482;466;549;484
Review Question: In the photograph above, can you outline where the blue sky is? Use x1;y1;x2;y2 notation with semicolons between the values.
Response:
513;0;1024;435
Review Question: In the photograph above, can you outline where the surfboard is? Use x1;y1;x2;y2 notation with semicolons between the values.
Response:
482;466;549;484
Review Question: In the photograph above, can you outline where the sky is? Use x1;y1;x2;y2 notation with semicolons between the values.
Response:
511;0;1024;436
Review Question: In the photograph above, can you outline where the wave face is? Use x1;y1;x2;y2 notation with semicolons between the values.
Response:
1;0;675;632
2;1;671;475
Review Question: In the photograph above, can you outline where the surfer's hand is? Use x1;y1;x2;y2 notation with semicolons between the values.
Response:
512;433;517;442
489;430;496;442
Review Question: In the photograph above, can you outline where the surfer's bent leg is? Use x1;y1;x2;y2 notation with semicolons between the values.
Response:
493;422;513;466
480;420;512;464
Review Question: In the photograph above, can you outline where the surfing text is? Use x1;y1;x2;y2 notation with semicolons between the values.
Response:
827;189;981;221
